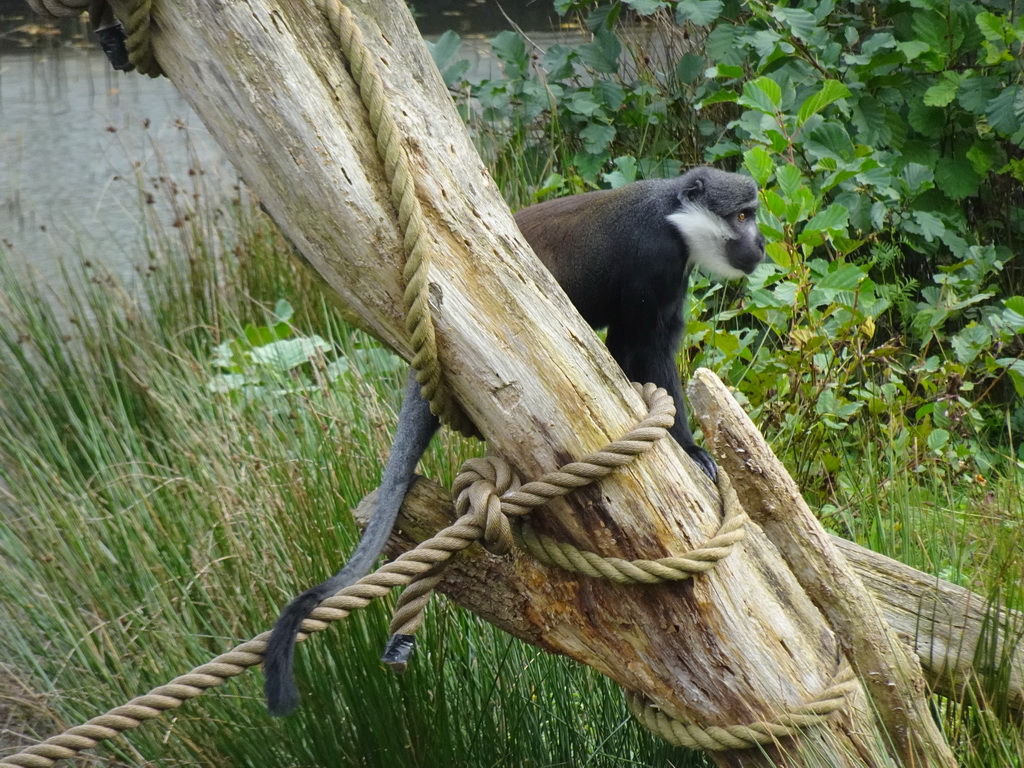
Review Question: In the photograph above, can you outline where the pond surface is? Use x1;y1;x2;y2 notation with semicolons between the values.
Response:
0;4;562;294
1;49;237;289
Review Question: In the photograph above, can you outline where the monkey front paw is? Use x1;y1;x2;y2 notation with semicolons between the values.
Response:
684;445;718;483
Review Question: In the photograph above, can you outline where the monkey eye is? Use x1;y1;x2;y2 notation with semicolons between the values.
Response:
737;212;747;221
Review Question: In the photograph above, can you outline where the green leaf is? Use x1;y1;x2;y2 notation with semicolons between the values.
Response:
578;28;621;74
739;77;782;114
676;0;724;26
975;11;1007;42
1004;296;1024;325
771;7;818;40
804;204;849;234
603;156;639;188
934;154;981;199
951;324;991;364
272;299;294;324
541;45;577;81
927;428;950;452
815;263;865;291
676;53;706;84
743;146;774;187
895;40;931;61
796;80;850;125
426;30;461;70
491;31;528;78
986;85;1024;135
911;210;946;242
775;163;802;199
923;73;962;107
626;0;670;13
579;122;616;153
1000;358;1024;398
566;91;603;117
251;337;332;371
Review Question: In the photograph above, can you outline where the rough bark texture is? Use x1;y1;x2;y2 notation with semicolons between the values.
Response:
108;0;959;764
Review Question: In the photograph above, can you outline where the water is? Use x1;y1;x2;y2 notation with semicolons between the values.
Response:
0;2;570;292
0;49;236;288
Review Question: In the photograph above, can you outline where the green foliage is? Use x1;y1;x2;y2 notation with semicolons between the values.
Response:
207;298;403;407
432;0;1024;496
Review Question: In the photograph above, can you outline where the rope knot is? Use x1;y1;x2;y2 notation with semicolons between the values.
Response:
452;457;521;555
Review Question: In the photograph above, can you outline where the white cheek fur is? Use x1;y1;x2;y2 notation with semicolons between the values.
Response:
666;207;748;280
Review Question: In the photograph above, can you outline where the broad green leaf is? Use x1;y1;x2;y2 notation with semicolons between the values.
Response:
796;80;850;125
578;28;621;73
775;163;803;199
986;85;1024;135
911;210;946;242
1005;296;1024;321
426;30;461;70
566;91;602;116
895;40;931;61
815;263;865;291
579;121;616;153
743;146;774;187
927;428;950;452
676;0;724;26
951;324;991;364
676;53;705;84
924;71;965;107
272;298;294;324
603;156;638;188
934;154;981;199
1001;359;1024;398
771;7;818;40
804;204;849;233
541;45;577;80
626;0;670;14
707;64;744;80
975;11;1007;42
251;337;332;370
491;31;528;77
739;77;782;114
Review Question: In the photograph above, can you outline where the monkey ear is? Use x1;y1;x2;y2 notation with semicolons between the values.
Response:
681;177;704;203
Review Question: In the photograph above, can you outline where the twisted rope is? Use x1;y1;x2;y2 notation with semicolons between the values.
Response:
24;0;88;18
316;0;474;437
624;666;859;751
515;470;747;584
121;0;162;77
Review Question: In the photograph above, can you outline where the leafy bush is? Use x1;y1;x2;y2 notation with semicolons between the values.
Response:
430;0;1024;494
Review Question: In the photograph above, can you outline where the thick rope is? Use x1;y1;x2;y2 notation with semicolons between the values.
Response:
624;666;860;751
24;0;88;18
120;0;162;77
316;0;475;437
515;470;747;584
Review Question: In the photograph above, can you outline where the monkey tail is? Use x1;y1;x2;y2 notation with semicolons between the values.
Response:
263;586;330;716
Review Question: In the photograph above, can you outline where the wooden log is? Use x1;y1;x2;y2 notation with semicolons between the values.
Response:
106;0;956;764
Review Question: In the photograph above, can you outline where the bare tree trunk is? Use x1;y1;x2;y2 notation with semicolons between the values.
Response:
105;1;957;764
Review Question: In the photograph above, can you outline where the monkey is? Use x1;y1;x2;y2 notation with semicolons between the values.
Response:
263;166;765;716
